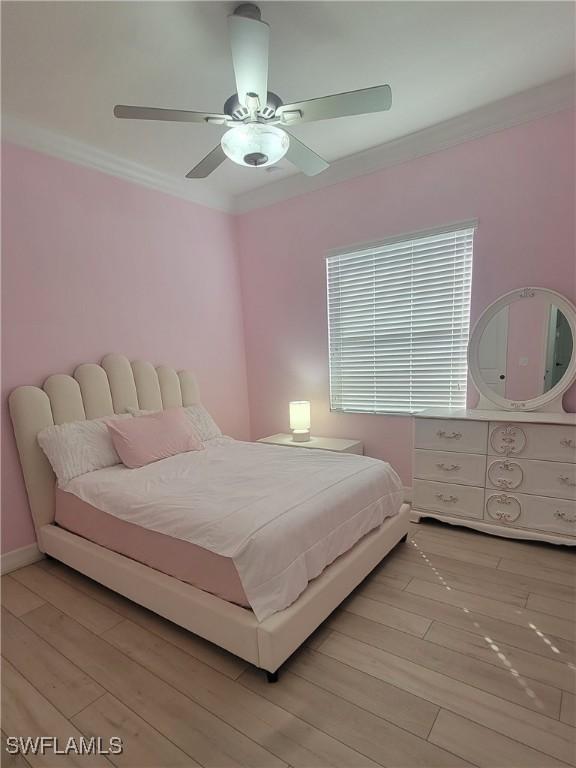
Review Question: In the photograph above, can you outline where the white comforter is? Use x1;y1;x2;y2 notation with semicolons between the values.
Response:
63;439;403;621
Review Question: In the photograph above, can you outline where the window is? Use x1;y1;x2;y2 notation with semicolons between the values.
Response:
327;223;475;415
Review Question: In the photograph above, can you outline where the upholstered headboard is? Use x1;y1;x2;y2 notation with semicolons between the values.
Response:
9;353;201;550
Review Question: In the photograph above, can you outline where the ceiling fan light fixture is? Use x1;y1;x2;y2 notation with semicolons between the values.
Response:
221;123;289;167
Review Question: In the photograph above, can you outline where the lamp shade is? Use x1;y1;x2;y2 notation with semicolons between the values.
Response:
289;401;311;433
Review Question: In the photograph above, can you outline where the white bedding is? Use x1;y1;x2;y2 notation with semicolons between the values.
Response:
63;438;403;621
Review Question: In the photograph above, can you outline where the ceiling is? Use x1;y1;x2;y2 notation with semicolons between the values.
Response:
3;1;575;207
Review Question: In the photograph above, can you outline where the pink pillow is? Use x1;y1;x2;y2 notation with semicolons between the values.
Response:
106;408;202;468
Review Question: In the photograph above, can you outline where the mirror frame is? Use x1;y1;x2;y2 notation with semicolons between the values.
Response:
468;287;576;412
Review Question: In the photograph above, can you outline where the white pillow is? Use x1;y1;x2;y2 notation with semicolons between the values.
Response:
183;404;222;442
127;404;222;442
38;414;132;485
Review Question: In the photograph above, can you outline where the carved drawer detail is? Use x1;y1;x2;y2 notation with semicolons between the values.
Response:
485;493;522;523
486;457;576;500
487;460;523;490
489;423;576;463
489;425;526;457
484;492;576;535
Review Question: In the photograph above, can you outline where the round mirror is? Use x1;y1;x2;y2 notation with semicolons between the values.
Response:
469;288;576;411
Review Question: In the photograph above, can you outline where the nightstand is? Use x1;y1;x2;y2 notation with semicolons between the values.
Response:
258;433;364;455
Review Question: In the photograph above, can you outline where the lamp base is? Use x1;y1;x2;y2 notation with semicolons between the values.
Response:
292;431;311;442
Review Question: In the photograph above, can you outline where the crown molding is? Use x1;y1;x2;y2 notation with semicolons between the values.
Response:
231;74;575;214
2;115;233;213
3;75;574;216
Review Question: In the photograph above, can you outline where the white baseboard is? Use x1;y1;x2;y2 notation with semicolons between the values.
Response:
1;543;44;575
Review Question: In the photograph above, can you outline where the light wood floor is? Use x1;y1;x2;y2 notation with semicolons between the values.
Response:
2;520;575;767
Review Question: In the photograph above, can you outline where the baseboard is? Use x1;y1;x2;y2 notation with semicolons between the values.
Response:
1;543;44;575
403;486;412;504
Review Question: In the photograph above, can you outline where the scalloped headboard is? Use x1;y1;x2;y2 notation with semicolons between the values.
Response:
9;353;201;550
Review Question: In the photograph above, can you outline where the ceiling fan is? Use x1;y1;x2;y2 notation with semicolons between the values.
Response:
113;3;392;179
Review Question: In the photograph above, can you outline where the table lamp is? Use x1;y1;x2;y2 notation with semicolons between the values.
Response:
289;401;311;442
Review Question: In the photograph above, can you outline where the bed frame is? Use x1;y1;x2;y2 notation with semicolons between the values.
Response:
9;353;410;680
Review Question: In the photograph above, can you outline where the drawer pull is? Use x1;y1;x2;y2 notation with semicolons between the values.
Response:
435;493;458;504
560;439;576;449
558;476;576;488
436;430;462;440
554;510;576;523
436;463;461;472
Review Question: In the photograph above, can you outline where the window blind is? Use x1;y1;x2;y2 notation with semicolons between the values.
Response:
327;224;475;415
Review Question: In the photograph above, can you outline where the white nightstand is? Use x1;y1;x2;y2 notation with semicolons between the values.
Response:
258;433;364;455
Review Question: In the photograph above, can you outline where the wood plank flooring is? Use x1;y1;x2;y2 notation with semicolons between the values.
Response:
2;519;575;767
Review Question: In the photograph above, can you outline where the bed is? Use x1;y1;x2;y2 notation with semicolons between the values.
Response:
9;353;410;680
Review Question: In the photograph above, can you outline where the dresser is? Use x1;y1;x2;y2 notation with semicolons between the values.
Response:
412;409;576;545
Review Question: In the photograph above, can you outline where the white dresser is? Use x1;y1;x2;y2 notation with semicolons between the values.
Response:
412;409;576;545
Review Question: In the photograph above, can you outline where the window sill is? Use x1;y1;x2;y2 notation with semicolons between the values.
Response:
330;408;418;417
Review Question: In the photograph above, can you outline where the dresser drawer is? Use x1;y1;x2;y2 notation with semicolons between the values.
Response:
415;419;488;454
485;492;576;536
413;480;484;519
486;458;576;500
489;422;576;463
415;450;486;486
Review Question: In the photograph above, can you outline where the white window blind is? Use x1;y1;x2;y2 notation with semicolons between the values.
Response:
327;224;475;415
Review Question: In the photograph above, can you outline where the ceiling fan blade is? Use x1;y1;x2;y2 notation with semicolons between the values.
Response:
285;133;329;177
277;84;392;125
185;145;227;179
227;8;269;108
114;105;228;125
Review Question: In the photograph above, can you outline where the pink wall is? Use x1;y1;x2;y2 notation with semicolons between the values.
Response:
3;108;574;554
2;142;250;553
236;109;576;487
